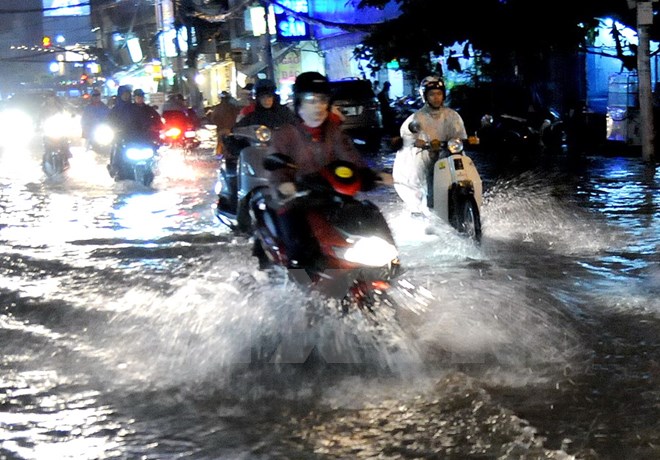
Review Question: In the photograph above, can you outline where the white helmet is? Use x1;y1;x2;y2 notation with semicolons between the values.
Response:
419;75;446;103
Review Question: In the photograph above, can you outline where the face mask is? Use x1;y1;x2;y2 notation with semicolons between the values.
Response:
298;93;330;128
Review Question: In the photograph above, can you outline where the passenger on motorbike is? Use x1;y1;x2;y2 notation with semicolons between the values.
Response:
260;71;386;268
131;89;163;141
393;75;467;212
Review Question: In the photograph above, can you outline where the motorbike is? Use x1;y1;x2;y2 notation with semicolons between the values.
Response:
41;112;73;177
214;124;272;233
160;110;200;155
393;121;483;242
213;124;400;311
478;107;567;154
109;133;159;187
251;153;401;311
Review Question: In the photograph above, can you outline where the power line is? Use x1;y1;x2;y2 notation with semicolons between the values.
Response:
0;2;90;14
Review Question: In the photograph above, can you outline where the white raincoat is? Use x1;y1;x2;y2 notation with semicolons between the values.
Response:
392;106;467;213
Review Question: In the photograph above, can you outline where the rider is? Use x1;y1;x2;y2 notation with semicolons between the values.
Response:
106;85;133;176
106;87;161;176
393;75;467;211
208;91;242;156
234;78;297;129
80;89;110;150
40;92;72;169
227;78;298;172
260;71;385;268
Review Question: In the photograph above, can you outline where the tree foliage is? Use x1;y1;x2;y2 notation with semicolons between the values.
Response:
354;0;649;80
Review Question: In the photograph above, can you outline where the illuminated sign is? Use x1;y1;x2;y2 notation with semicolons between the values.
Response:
274;0;310;41
43;0;91;17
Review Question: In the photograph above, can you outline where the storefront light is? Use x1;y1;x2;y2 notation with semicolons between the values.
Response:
127;37;143;63
248;6;276;36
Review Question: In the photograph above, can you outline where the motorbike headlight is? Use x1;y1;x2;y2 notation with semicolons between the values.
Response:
337;236;398;267
93;124;114;146
126;147;155;161
447;138;464;154
43;114;68;139
255;125;271;143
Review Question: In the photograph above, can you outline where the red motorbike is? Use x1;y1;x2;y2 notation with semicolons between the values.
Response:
251;154;401;312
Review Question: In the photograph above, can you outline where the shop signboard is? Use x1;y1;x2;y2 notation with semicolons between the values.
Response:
274;0;310;41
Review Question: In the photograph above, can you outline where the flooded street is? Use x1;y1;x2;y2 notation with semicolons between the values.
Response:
1;144;659;459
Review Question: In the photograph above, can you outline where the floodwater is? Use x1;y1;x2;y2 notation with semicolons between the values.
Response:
1;143;659;459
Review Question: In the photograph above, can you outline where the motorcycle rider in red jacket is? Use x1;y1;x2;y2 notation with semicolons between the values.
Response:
261;72;389;268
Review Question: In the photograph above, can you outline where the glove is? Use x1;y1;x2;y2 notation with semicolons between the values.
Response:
277;181;297;197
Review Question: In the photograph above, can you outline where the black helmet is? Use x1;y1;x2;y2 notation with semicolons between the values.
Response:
252;79;277;98
419;75;445;102
117;85;132;96
293;72;331;96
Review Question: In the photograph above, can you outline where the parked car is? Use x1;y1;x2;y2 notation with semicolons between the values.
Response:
329;78;383;153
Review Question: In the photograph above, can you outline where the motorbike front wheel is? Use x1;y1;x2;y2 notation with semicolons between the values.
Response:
42;152;65;177
451;196;482;242
134;164;155;187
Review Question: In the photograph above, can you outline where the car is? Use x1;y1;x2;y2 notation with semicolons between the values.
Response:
329;78;383;153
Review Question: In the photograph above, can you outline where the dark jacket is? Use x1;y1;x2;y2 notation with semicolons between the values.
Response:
130;103;163;142
234;102;297;130
106;99;134;138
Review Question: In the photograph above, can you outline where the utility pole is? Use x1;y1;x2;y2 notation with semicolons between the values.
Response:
634;1;655;162
260;0;275;81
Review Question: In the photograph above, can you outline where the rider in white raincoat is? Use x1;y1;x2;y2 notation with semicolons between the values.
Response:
393;76;467;213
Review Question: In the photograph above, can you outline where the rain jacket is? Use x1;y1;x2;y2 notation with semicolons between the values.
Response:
267;117;366;184
392;105;467;212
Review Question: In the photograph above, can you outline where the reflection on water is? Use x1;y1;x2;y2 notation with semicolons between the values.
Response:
1;150;659;458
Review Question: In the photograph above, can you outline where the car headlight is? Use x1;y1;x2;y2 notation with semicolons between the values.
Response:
336;236;398;267
125;147;155;161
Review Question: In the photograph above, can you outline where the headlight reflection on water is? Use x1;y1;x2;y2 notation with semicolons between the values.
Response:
0;370;124;460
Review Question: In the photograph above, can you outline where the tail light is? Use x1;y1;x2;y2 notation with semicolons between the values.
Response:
164;127;182;139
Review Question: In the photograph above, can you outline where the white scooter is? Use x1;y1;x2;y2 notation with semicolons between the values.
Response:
393;121;483;241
